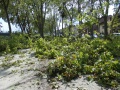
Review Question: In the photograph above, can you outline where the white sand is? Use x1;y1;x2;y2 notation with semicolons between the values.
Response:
0;49;114;90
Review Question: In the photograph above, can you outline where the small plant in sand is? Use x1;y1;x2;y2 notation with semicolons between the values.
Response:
19;53;26;58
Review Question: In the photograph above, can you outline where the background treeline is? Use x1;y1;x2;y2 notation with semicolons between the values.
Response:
0;0;120;89
0;0;120;37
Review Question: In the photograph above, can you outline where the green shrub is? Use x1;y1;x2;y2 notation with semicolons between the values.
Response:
47;55;81;81
47;49;59;59
86;51;120;87
0;36;9;52
106;37;120;57
0;34;33;54
35;38;59;59
34;37;120;87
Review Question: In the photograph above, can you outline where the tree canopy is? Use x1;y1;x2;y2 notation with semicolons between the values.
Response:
0;0;119;37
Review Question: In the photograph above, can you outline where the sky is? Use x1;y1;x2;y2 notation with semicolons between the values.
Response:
0;18;19;32
0;5;114;32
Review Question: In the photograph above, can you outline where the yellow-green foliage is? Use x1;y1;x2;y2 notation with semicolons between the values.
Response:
47;55;81;81
34;37;120;87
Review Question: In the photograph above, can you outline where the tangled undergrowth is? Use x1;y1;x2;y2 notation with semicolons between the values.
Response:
35;36;120;88
0;34;33;54
0;34;120;88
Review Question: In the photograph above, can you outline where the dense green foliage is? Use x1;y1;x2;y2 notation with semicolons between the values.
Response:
0;34;33;54
0;0;120;89
0;34;120;88
1;0;119;37
34;36;120;87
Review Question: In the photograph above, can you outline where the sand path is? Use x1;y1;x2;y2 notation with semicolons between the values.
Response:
0;49;114;90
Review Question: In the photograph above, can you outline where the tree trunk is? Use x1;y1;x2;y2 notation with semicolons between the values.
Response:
78;0;82;37
26;16;31;36
40;2;44;38
104;0;109;37
54;13;57;37
110;5;120;33
39;0;47;38
90;0;94;38
62;17;63;35
2;0;12;35
104;15;108;37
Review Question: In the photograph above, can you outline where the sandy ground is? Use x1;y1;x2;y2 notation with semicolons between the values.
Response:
0;49;118;90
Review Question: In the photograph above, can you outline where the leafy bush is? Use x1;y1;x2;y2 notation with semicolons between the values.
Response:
34;37;120;87
0;36;8;52
84;51;120;87
35;38;59;59
94;60;120;87
0;34;33;54
106;37;120;57
47;55;81;81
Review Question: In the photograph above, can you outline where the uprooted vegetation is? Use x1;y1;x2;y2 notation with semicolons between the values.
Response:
0;34;120;88
35;36;120;88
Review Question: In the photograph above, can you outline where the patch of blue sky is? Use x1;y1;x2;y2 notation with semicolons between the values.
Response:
0;18;20;32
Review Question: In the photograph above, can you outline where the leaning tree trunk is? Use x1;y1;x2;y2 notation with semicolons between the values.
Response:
2;0;12;35
110;5;120;33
